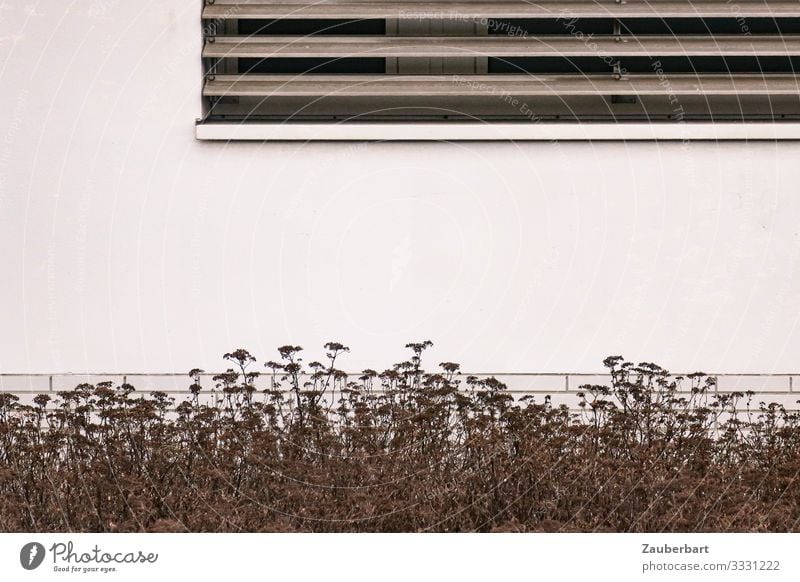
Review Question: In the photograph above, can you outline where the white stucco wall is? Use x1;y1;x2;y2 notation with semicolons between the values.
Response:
1;1;799;374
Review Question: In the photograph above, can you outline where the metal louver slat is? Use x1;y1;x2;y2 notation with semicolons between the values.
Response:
203;1;800;20
204;35;800;58
204;73;800;97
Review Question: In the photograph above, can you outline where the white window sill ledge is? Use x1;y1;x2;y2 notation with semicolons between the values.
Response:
196;122;800;142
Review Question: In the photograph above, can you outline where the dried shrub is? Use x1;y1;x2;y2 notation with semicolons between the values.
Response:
0;344;798;532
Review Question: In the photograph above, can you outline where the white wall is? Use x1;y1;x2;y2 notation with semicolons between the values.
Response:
1;1;800;374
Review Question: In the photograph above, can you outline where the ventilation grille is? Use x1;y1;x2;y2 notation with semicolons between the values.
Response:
201;1;800;123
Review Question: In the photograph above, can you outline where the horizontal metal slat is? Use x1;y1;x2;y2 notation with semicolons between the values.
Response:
204;35;800;58
204;73;800;97
203;1;800;20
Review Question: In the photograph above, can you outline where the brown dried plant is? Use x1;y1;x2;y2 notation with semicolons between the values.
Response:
0;344;798;533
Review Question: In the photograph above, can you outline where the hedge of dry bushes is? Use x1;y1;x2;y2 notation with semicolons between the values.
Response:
1;342;799;533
